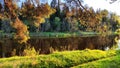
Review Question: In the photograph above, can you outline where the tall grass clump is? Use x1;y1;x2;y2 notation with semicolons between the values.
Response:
23;46;39;56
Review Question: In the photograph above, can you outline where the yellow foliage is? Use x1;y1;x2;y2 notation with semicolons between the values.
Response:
23;46;39;56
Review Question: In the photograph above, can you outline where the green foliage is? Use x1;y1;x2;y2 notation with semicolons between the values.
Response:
54;17;60;22
0;32;109;38
1;20;13;33
52;17;61;31
29;32;100;38
0;30;3;38
0;50;117;68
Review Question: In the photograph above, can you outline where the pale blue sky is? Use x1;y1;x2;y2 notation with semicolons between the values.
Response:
15;0;120;15
84;0;120;15
49;0;120;15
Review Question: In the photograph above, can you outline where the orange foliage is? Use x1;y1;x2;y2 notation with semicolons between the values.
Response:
64;6;101;31
21;3;56;27
12;18;29;43
3;0;29;43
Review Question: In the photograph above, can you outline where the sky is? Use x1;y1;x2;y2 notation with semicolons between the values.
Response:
48;0;120;15
0;0;120;15
84;0;120;15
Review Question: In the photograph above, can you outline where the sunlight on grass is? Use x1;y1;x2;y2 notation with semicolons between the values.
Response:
0;49;118;68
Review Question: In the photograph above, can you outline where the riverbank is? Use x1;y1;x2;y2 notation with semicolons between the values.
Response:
72;50;120;68
0;49;118;68
0;31;117;39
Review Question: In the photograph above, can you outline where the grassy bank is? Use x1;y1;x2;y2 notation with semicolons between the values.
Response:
0;32;103;39
0;31;118;39
72;50;120;68
0;49;117;68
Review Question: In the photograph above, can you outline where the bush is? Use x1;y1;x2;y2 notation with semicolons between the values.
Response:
23;46;39;56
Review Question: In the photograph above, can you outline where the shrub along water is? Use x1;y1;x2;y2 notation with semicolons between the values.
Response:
0;49;117;68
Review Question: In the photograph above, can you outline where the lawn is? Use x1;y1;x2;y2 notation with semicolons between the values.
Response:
72;50;120;68
0;49;118;68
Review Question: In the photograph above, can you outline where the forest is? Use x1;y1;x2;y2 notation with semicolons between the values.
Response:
0;0;120;68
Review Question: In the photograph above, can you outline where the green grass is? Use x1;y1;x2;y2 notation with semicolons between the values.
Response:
26;32;101;38
0;32;102;39
0;49;117;68
72;50;120;68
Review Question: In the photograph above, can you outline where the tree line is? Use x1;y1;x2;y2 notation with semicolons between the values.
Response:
0;0;120;43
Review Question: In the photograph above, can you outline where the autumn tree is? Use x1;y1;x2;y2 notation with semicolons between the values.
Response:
0;0;55;43
64;0;102;31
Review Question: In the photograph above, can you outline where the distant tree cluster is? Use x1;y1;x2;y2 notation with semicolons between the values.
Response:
46;0;120;32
